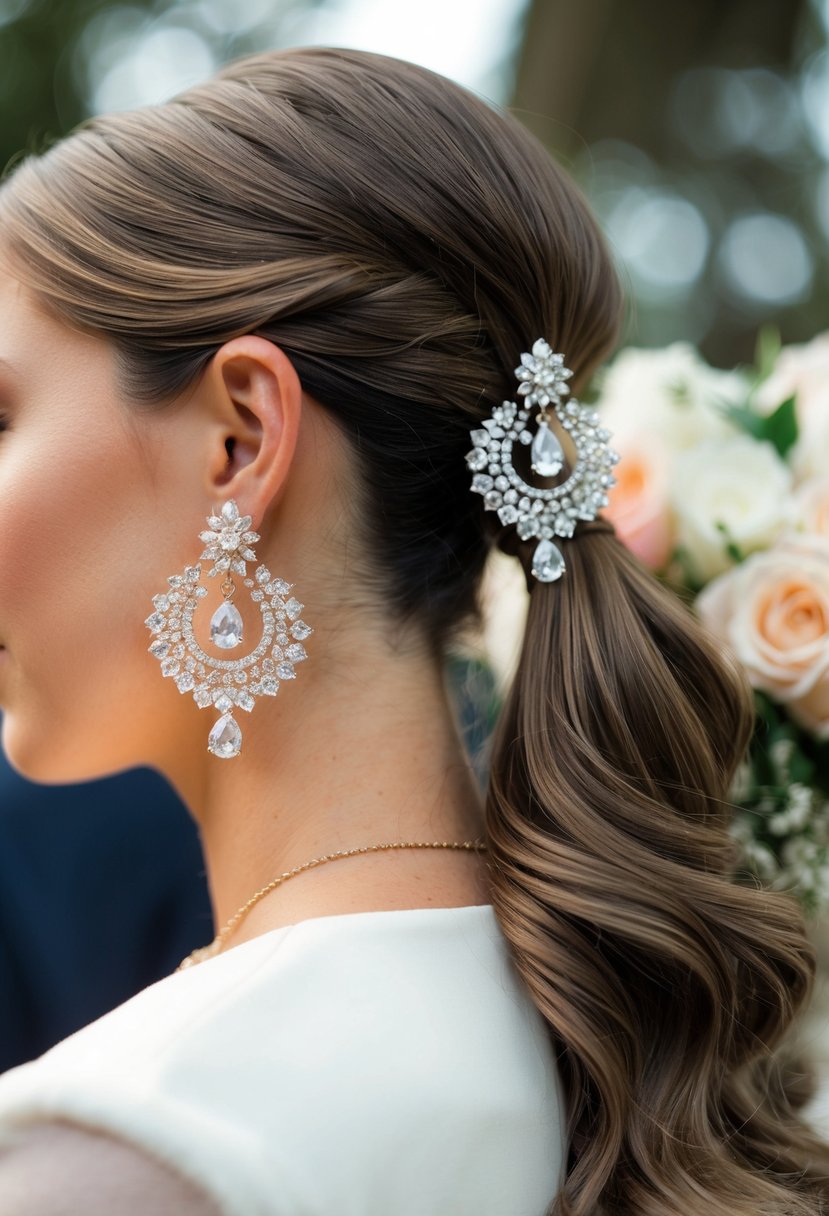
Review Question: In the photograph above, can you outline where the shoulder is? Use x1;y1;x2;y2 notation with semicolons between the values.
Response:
0;1119;222;1215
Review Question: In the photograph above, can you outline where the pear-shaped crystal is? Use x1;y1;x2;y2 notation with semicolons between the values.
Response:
531;538;566;582
530;418;564;477
210;600;243;649
208;713;242;759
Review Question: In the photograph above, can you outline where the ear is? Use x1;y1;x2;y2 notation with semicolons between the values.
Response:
201;335;302;527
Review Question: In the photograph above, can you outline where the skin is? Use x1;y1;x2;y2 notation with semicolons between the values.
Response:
0;258;491;955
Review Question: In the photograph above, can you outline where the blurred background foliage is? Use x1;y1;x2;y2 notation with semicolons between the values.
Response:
0;0;827;369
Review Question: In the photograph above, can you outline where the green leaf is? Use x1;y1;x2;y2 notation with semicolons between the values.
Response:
759;394;798;459
713;520;744;564
719;401;767;441
717;393;798;460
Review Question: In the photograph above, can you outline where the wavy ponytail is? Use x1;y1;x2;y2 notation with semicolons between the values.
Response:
2;41;827;1215
486;519;829;1213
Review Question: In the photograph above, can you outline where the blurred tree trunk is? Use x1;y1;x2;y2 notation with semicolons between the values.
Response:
510;0;804;163
508;0;815;366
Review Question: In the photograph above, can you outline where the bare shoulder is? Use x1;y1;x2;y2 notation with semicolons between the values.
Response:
0;1118;223;1215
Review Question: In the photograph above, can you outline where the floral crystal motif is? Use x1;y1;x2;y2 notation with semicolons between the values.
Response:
465;338;620;581
144;497;313;758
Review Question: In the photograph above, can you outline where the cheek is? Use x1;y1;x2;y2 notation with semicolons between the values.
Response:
0;420;178;774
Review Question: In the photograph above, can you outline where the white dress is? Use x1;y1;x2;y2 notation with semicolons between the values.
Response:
0;903;567;1215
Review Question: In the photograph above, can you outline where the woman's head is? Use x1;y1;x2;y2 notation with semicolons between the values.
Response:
0;45;621;781
2;44;827;1216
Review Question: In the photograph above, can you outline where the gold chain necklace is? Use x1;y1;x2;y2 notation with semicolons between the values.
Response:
177;838;489;971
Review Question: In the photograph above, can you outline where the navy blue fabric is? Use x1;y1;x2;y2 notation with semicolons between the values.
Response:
0;735;213;1072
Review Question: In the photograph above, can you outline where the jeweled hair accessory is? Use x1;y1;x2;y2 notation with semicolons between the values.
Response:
465;338;620;582
144;499;313;759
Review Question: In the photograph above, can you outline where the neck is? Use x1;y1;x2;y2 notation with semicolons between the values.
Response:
158;630;488;943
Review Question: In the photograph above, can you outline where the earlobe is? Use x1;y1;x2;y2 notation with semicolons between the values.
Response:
206;335;302;522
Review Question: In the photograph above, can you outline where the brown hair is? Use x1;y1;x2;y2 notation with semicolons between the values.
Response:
2;45;827;1215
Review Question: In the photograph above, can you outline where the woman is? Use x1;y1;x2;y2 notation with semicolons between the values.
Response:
0;44;824;1216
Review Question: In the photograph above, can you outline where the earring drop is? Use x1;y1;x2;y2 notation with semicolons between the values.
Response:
144;498;313;759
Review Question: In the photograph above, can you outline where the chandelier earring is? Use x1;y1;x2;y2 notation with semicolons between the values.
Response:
144;498;313;759
465;338;620;582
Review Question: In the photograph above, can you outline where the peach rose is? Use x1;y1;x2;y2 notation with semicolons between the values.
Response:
695;534;829;740
603;432;674;571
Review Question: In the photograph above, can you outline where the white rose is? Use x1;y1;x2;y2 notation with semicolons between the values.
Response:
594;341;748;453
670;435;794;582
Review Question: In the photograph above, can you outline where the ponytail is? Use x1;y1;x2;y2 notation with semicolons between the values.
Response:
485;524;829;1214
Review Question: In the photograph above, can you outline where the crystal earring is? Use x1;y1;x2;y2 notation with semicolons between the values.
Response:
465;338;620;582
144;498;313;759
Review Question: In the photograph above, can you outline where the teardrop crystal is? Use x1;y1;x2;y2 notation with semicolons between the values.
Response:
532;538;566;582
210;600;243;649
530;418;564;477
208;713;242;759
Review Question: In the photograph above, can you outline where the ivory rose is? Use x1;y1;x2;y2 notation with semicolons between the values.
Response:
669;435;793;582
602;432;673;571
754;332;829;483
754;331;829;429
594;342;747;453
695;534;829;740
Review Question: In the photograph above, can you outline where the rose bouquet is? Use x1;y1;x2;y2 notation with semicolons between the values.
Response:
593;331;829;917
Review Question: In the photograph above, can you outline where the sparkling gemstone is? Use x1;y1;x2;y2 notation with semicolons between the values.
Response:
261;677;279;695
194;686;212;708
210;601;243;649
290;621;313;641
531;419;564;477
208;713;242;759
160;657;180;677
497;504;518;525
214;693;233;712
284;598;303;620
237;690;255;712
532;538;566;582
286;643;307;662
466;448;488;471
276;663;296;680
149;640;170;659
145;612;166;633
175;671;195;693
152;594;170;612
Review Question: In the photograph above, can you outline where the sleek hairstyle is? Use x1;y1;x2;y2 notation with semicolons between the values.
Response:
2;45;827;1215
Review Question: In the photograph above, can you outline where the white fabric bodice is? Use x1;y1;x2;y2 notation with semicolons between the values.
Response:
0;903;567;1215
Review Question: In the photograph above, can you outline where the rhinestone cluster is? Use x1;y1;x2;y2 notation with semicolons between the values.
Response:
465;338;620;581
144;500;313;757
